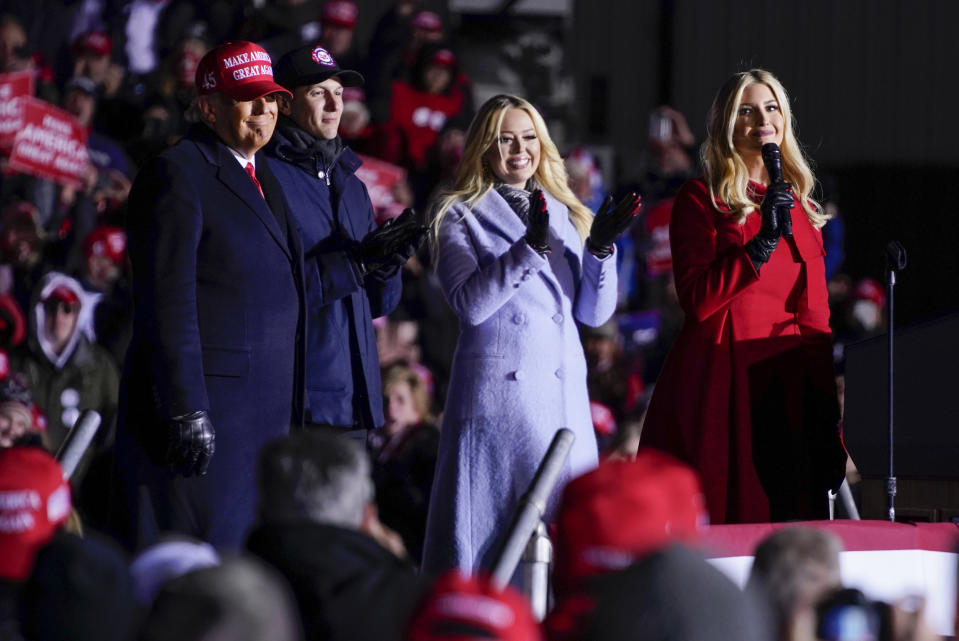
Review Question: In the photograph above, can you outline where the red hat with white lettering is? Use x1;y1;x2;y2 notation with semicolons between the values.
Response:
195;41;292;101
406;571;542;641
0;446;72;581
83;226;127;267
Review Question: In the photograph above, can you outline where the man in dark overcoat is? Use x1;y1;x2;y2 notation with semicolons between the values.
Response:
115;41;305;550
265;44;425;436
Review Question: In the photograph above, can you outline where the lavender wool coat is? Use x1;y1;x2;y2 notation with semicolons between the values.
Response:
422;188;617;577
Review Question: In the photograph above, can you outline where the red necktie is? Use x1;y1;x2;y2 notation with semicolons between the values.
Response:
245;162;265;199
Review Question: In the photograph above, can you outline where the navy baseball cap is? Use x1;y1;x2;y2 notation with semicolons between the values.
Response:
274;45;364;91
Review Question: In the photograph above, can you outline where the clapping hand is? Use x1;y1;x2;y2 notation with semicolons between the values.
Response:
354;208;428;278
586;192;642;258
525;189;551;255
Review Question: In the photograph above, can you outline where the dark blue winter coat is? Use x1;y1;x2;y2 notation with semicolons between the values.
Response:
264;121;400;429
117;124;306;550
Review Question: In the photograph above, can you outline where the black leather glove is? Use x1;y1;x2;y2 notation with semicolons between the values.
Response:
353;208;428;277
586;192;642;258
166;410;215;476
744;181;794;272
525;189;551;255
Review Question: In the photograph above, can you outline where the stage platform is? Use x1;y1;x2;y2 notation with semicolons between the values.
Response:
701;520;959;635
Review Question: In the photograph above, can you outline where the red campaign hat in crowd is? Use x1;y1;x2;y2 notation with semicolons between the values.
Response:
0;446;72;581
854;277;886;309
552;450;708;595
406;571;542;641
83;226;127;267
71;30;112;57
43;284;80;306
321;1;359;29
430;48;456;68
412;10;443;32
195;41;292;102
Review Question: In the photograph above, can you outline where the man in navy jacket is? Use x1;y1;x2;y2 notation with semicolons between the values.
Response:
116;41;305;549
266;44;426;435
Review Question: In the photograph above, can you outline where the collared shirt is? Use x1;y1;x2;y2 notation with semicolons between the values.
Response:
228;147;254;169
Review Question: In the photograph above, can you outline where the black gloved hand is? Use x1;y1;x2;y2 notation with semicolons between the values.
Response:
354;208;428;277
744;181;794;272
165;410;215;476
586;192;642;258
524;189;551;255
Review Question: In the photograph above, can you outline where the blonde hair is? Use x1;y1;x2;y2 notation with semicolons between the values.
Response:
701;69;828;229
431;95;592;244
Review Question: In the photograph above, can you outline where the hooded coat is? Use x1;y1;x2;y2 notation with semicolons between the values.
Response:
10;271;118;457
422;188;616;577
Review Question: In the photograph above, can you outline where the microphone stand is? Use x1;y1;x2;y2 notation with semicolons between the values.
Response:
885;241;907;522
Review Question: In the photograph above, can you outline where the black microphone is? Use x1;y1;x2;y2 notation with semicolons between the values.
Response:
886;241;907;272
761;142;793;237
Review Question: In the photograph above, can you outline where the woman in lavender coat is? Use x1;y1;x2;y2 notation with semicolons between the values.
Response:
422;95;640;578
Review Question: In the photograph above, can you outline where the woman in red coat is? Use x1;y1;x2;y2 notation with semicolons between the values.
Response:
640;69;846;524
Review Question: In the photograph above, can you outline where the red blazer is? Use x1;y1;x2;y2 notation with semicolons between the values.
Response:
641;178;845;524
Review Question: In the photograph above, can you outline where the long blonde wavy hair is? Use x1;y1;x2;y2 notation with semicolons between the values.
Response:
702;69;828;229
431;94;593;244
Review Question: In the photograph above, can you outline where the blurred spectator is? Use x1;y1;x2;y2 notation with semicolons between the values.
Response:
19;529;139;641
365;2;441;123
566;147;607;211
79;225;132;368
0;374;43;449
381;43;469;207
319;1;362;71
747;527;843;641
0;446;71;582
247;430;429;641
0;13;57;101
406;570;542;641
140;556;301;641
129;536;221;606
9;272;118;498
0;202;49;315
546;451;707;639
339;86;377;154
578;544;770;641
372;363;439;565
70;29;111;87
582;319;644;423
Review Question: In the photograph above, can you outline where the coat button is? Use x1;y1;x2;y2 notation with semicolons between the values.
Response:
552;313;563;324
521;274;531;281
512;370;525;381
512;314;525;325
317;170;325;179
554;368;564;379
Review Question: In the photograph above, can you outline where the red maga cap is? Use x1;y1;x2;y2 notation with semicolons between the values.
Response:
72;30;112;57
43;285;80;306
552;450;708;595
0;447;72;581
83;226;127;266
195;41;292;101
407;571;542;641
321;1;358;28
412;10;443;32
430;48;455;68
